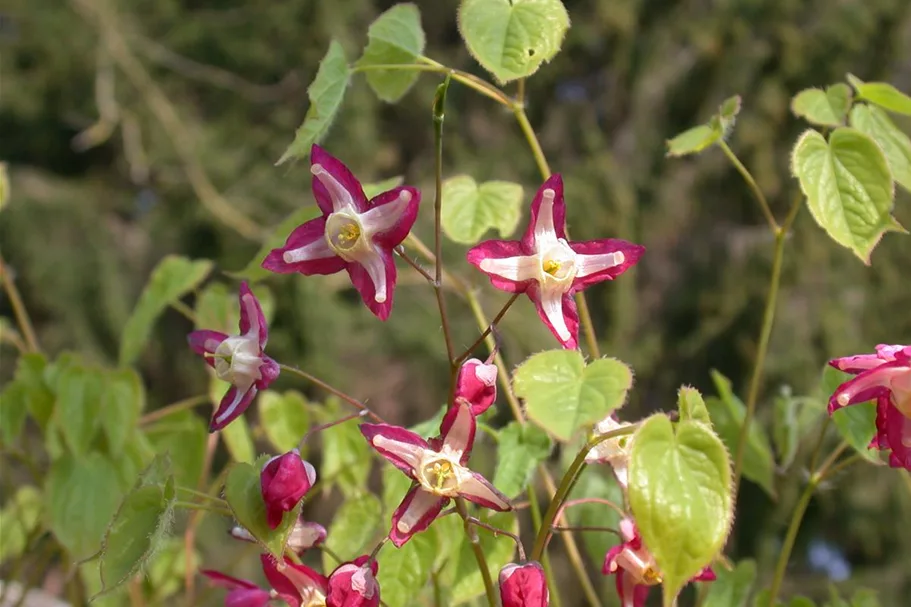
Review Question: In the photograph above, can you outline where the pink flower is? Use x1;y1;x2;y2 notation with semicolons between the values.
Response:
454;358;498;416
467;175;644;349
828;344;911;469
603;518;715;607
261;449;317;529
262;145;420;320
326;556;380;607
360;399;512;547
585;414;635;487
499;562;549;607
188;282;280;431
200;570;273;607
231;519;327;554
261;554;329;607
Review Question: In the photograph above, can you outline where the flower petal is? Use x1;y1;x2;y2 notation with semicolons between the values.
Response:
256;357;281;390
455;359;498;416
238;282;268;348
188;330;229;366
498;562;549;607
210;385;258;432
262;216;346;276
691;566;716;582
570;239;645;291
882;400;911;470
467;240;535;293
528;283;579;349
439;399;477;464
261;554;328;607
363;186;420;248
310;145;368;215
360;423;431;476
522;174;566;252
200;569;260;591
827;360;908;413
226;589;274;607
345;247;396;320
458;470;512;511
389;485;447;547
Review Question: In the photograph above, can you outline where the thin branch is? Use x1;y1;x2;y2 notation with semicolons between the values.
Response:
466;516;526;561
456;500;496;607
279;363;384;423
0;255;40;353
432;76;456;365
395;246;434;283
139;395;210;426
455;293;520;366
718;140;779;234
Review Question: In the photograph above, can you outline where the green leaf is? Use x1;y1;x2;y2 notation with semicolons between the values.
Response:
363;176;405;199
45;452;124;558
493;422;552;498
98;456;176;596
0;486;42;564
707;370;776;497
223;461;302;558
458;0;570;84
514;350;632;442
119;256;213;365
54;363;105;457
678;386;711;425
792;128;903;264
441;175;524;245
790;85;852;127
17;353;54;430
850;589;881;607
259;390;311;454
789;597;817;607
0;381;28;446
322;493;382;571
666;125;720;157
408;404;447;439
146;538;199;603
628;415;733;607
703;559;757;607
754;589;784;607
145;410;208;487
221;414;256;463
381;465;414;519
719;95;743;122
822;366;879;463
850;104;911;192
277;41;351;164
847;74;911;116
318;397;372;495
101;368;145;457
233;206;321;281
356;4;426;102
376;531;435;606
772;390;824;469
444;511;518;604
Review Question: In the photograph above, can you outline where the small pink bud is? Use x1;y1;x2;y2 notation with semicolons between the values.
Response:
326;556;380;607
260;449;317;529
455;358;498;416
499;562;549;607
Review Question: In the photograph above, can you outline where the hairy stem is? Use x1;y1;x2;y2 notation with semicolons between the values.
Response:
456;499;497;607
455;293;520;366
279;363;384;423
719;140;779;233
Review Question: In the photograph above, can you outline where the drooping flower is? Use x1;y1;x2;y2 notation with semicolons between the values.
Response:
603;518;715;607
361;399;512;547
828;344;911;469
200;569;273;607
261;449;317;529
261;554;329;607
231;519;327;553
585;414;635;487
326;556;380;607
499;562;549;607
467;175;644;349
188;282;280;432
262;145;420;320
455;358;498;416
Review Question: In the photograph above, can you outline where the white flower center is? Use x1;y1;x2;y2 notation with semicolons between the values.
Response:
416;451;465;496
539;239;578;286
325;212;368;260
213;335;261;388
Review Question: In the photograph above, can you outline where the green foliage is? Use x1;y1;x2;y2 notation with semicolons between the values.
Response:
259;390;311;454
356;4;426;102
458;0;570;83
850;104;911;192
101;368;146;457
847;74;911;116
563;455;624;564
376;531;435;606
0;162;8;211
678;385;711;425
54;361;105;456
0;486;42;564
221;414;256;463
317;397;372;495
441;175;524;244
146;538;199;604
821;366;879;462
235;207;321;281
772;389;824;469
791;85;852;127
666;125;721;157
278;41;351;164
441;511;518;604
144;410;208;487
119;256;214;366
792;128;903;264
513;350;632;441
493;421;552;498
703;559;757;607
628;415;733;607
322;493;383;571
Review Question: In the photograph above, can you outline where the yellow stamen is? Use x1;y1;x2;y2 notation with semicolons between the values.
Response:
543;260;561;275
338;223;361;246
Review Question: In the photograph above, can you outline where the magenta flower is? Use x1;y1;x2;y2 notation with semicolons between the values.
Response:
603;518;715;607
231;519;326;554
262;144;420;320
188;282;279;431
200;569;272;607
828;344;911;469
326;556;380;607
467;175;644;349
499;562;549;607
585;414;635;487
261;449;317;529
261;554;328;607
455;358;498;416
361;399;512;547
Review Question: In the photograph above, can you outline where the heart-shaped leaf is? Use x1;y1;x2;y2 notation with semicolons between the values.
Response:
493;422;553;498
666;125;721;157
847;74;911;116
441;175;524;244
850;104;911;193
356;4;426;102
790;85;852;126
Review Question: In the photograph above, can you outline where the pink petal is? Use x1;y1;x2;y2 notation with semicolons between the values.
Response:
210;385;258;432
869;394;891;450
498;562;549;607
188;330;229;366
830;353;888;374
455;359;498;416
310;145;368;215
527;283;579;350
261;451;317;529
467;240;534;293
522;175;567;251
458;471;512;511
389;485;447;547
257;357;281;389
226;589;274;607
614;571;650;607
691;566;716;582
876;344;911;362
439;399;476;464
883;400;911;470
366;186;421;248
360;423;430;476
238;282;269;348
601;544;625;575
261;554;328;607
201;570;260;591
326;557;381;607
262;216;346;276
345;248;396;320
827;360;907;413
570;239;645;292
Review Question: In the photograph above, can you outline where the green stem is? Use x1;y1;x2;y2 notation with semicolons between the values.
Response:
173;500;232;516
456;499;497;607
169;299;196;323
527;487;563;607
0;255;41;353
718;140;779;233
139;394;209;426
455;293;520;366
432;76;456;366
175;486;225;505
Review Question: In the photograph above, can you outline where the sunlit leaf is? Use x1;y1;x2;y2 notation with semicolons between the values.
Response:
666;125;720;157
493;422;552;498
323;493;383;571
850;104;911;192
847;74;911;116
259;390;311;454
703;559;756;607
376;531;435;606
441;175;524;245
790;85;852;127
356;4;426;102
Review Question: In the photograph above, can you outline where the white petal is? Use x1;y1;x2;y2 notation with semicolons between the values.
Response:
359;190;411;235
311;163;355;213
479;254;541;282
576;251;625;278
352;247;388;303
371;434;427;471
533;188;559;250
396;489;442;533
214;386;251;426
240;292;262;342
282;236;337;264
540;288;571;341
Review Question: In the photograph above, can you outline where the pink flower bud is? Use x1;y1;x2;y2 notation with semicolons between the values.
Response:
499;562;549;607
327;556;380;607
455;358;498;415
260;449;317;529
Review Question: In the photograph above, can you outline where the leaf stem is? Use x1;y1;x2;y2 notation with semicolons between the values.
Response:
718;140;779;233
139;394;209;426
526;487;563;607
466;515;526;561
394;246;435;282
278;363;384;423
455;293;520;366
455;499;497;607
432;76;456;366
0;255;41;353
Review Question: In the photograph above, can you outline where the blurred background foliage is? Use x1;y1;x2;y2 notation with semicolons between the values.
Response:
1;0;910;604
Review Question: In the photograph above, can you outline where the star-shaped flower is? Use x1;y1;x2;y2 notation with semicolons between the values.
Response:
188;282;279;431
828;344;911;469
262;145;420;320
360;399;512;547
467;175;644;349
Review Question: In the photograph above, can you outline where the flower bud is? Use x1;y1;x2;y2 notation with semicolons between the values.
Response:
499;562;549;607
260;449;316;529
326;556;380;607
455;358;498;415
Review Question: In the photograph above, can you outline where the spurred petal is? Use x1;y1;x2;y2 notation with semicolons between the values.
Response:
615;571;650;607
499;562;549;607
261;554;328;607
201;570;261;591
257;357;281;389
361;423;430;477
522;175;566;252
201;571;273;607
210;385;258;432
476;254;541;284
389;485;447;547
364;187;420;248
261;450;317;529
327;556;381;607
262;216;346;276
289;520;328;552
827;360;908;413
692;566;717;582
570;239;645;291
455;358;498;416
310;145;368;215
439;399;477;464
528;283;579;349
188;330;230;364
458;470;512;511
238;282;268;348
345;247;396;320
467;240;533;293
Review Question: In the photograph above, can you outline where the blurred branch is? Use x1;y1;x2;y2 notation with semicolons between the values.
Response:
0;255;41;353
71;44;119;152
